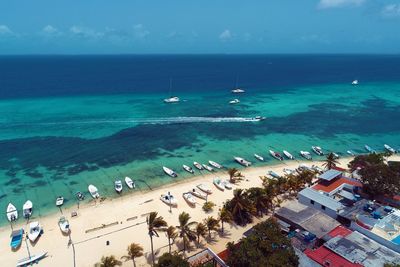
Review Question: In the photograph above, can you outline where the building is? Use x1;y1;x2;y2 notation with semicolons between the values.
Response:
187;248;228;267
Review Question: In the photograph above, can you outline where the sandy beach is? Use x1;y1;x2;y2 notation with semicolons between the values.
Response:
1;155;398;267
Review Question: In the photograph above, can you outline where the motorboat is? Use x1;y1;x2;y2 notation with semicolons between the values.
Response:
254;154;264;161
193;162;203;170
6;203;18;222
384;144;396;154
88;184;100;199
222;180;233;190
76;191;85;201
160;192;178;206
191;188;207;199
229;99;240;104
254;116;267;121
163;166;178;178
365;145;376;154
209;160;223;169
28;221;42;242
268;171;280;179
300;151;312;160
311;146;324;156
183;165;194;174
213;178;225;191
283;168;295;175
351;80;359;85
332;152;340;159
114;180;123;193
234;157;251;167
232;88;245;93
182;192;196;206
202;164;214;172
125;177;135;189
23;200;33;218
17;252;47;267
347;150;355;156
58;216;70;234
10;229;24;249
283;150;295;160
55;196;64;207
163;96;180;103
197;184;212;194
269;150;283;161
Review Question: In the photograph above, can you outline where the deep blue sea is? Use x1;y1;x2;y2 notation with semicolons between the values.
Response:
1;54;400;224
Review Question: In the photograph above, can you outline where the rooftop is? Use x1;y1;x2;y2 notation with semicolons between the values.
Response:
312;177;362;193
318;169;342;181
299;187;344;212
305;246;363;267
327;225;352;239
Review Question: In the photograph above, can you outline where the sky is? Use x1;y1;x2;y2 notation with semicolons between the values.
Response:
0;0;400;54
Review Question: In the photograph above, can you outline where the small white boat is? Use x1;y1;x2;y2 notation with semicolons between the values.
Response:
351;80;359;85
254;154;264;161
28;221;42;242
76;191;85;201
55;196;64;207
17;252;47;267
114;180;123;193
88;184;100;199
232;88;245;93
283;168;295;175
193;162;203;170
183;192;196;206
209;160;223;169
213;178;225;191
365;145;375;154
191;188;207;199
229;99;240;104
6;203;18;222
298;164;312;171
163;166;177;178
332;152;340;159
23;200;33;218
222;180;233;190
125;177;135;189
197;184;212;194
283;150;295;160
202;164;214;172
300;151;312;160
183;164;194;174
234;157;251;167
164;96;180;103
58;216;70;234
269;150;283;161
268;171;280;179
160;193;178;206
311;165;324;173
347;150;355;156
384;144;396;154
311;146;324;156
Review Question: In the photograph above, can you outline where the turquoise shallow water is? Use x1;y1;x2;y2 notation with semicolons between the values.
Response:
1;80;400;225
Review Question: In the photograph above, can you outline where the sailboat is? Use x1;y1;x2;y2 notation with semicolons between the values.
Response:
164;79;180;103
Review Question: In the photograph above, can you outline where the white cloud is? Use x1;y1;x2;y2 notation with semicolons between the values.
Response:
382;4;400;17
318;0;365;9
42;25;59;34
0;25;13;35
219;29;232;41
133;24;150;39
69;25;104;38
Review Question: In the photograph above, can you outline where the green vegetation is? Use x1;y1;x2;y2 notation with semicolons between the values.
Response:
323;152;340;170
96;255;122;267
202;201;216;212
155;253;190;267
147;212;168;266
204;216;219;238
166;226;178;254
177;212;197;253
121;243;144;267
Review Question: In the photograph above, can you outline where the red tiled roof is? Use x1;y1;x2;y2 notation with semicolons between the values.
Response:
312;177;362;193
327;226;352;238
217;242;241;262
305;247;363;267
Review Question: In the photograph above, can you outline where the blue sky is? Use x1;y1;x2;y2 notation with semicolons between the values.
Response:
0;0;400;54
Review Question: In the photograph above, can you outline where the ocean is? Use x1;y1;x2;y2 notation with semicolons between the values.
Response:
1;54;400;224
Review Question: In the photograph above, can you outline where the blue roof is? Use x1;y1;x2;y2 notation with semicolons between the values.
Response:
318;169;342;181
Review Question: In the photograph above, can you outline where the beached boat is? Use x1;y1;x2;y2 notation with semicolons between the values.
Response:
234;157;251;167
222;180;233;190
209;160;223;169
183;165;194;174
88;184;100;199
232;88;245;93
300;151;312;160
268;171;280;179
55;196;64;207
6;203;18;222
114;180;123;193
202;164;214;172
183;192;196;206
10;229;24;249
23;200;33;218
365;145;376;154
283;168;295;175
28;221;42;242
58;216;70;234
213;178;225;191
16;252;47;267
160;193;178;206
125;177;135;189
229;99;240;104
197;184;212;194
352;79;359;85
164;96;180;103
297;164;312;172
254;154;264;161
191;188;207;199
163;166;178;178
283;150;295;160
384;144;396;154
76;191;85;201
311;165;324;174
347;150;355;156
193;162;203;170
269;150;283;161
311;146;324;156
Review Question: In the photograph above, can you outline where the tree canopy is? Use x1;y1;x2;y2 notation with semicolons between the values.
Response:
155;253;190;267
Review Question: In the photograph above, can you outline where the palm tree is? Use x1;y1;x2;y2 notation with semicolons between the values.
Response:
147;212;168;266
204;216;219;238
323;152;340;170
246;187;272;216
195;222;207;245
177;212;197;253
227;168;239;183
121;243;144;267
218;207;233;234
96;255;122;267
166;226;178;254
224;189;256;225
